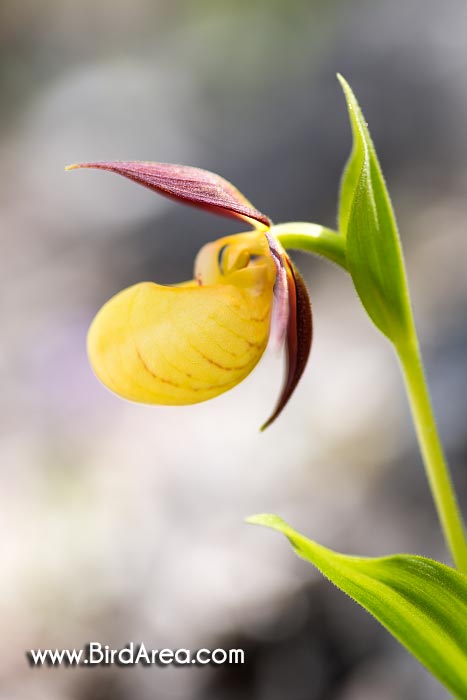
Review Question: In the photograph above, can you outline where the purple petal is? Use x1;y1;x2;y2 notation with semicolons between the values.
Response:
265;232;289;351
261;253;312;431
66;161;271;228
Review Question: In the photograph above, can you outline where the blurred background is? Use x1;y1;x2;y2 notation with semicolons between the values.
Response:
1;0;467;698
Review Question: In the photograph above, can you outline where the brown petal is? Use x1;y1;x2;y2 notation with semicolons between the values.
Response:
261;254;312;431
66;161;271;228
265;232;289;350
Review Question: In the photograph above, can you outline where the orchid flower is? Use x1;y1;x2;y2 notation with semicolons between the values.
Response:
67;162;312;429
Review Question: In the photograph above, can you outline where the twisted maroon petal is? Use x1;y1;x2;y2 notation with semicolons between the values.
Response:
66;161;271;228
265;232;289;350
261;244;312;431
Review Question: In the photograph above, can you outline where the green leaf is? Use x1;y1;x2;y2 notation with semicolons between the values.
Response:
248;513;467;698
338;111;362;239
337;75;413;344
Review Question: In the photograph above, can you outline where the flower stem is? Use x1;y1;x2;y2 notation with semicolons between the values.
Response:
397;335;467;572
277;224;467;571
272;223;347;270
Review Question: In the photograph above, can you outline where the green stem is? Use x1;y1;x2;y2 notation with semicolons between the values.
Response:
397;336;467;572
276;223;467;571
272;222;347;270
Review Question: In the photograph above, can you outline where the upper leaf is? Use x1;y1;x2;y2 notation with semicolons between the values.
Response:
248;514;467;699
337;76;413;344
66;161;271;229
338;121;362;239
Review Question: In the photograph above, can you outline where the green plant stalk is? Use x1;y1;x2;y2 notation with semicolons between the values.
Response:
277;224;467;572
397;334;467;573
273;223;347;270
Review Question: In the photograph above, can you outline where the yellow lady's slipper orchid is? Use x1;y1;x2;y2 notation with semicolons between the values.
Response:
67;161;312;428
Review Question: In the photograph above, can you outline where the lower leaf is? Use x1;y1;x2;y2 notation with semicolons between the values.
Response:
248;514;467;698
